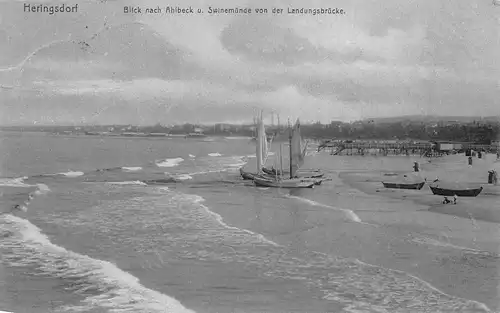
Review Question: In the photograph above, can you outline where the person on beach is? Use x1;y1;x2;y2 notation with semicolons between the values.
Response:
442;197;451;204
453;194;457;204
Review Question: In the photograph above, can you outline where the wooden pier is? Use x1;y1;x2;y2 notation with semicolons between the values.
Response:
318;140;495;157
319;140;429;156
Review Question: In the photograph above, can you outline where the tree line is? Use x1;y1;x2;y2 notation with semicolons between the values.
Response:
2;119;498;144
297;121;499;144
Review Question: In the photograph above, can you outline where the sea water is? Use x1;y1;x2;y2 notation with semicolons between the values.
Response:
0;132;498;313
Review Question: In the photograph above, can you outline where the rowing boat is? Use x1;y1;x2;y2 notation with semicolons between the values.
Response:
382;181;425;190
429;185;483;197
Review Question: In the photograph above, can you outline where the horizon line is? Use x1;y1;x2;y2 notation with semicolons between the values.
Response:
1;114;500;128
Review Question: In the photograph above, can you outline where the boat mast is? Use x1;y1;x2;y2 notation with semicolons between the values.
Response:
276;147;280;181
253;115;257;137
288;119;293;179
280;143;283;179
256;114;263;174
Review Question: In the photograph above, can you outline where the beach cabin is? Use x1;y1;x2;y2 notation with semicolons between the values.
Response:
432;141;477;153
492;140;499;150
149;133;167;137
433;141;454;152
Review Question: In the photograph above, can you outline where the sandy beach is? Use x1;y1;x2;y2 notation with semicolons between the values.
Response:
340;153;500;224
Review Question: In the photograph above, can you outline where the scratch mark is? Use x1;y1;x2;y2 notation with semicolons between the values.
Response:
0;21;163;74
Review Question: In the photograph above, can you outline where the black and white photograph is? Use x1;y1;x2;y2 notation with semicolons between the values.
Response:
0;0;499;312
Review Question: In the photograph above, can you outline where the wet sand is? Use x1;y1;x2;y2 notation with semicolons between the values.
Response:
340;153;500;224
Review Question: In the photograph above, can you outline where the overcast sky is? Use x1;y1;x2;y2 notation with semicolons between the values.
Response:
0;0;499;125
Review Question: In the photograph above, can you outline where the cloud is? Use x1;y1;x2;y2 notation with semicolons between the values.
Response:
41;79;211;100
3;77;360;124
1;0;499;125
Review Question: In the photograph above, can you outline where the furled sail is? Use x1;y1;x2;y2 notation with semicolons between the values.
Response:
259;114;268;164
260;111;274;166
256;115;263;173
256;110;271;173
290;119;306;177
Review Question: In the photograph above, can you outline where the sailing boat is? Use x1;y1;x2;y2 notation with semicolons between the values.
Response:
253;121;315;188
240;111;271;180
262;119;324;179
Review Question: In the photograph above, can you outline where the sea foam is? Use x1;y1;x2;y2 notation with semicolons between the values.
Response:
287;195;363;223
58;171;84;177
0;176;30;187
0;214;197;313
156;157;184;168
121;166;143;172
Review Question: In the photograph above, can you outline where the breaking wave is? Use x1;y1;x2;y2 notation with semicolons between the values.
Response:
96;167;122;172
34;183;51;196
0;176;30;187
225;158;247;169
121;166;142;172
208;153;222;157
175;174;193;181
176;193;279;247
3;183;51;214
144;178;181;185
106;181;148;186
287;195;363;223
0;214;197;313
156;157;184;168
58;171;84;177
187;170;224;176
412;236;498;257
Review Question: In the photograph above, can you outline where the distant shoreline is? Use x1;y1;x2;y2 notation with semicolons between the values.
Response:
0;130;258;140
0;131;428;144
1;114;498;145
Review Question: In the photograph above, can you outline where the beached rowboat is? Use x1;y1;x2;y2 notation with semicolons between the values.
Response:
382;181;425;190
429;185;483;197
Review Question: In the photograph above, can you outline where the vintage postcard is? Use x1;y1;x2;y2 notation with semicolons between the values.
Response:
0;0;499;312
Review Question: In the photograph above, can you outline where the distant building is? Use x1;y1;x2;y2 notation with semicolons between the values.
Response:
432;141;475;151
215;123;229;132
150;133;167;137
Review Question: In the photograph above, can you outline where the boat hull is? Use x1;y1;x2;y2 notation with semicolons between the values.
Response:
382;181;425;190
429;185;483;197
240;168;259;180
429;186;483;197
253;176;315;188
301;178;324;185
240;168;276;181
262;167;324;178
